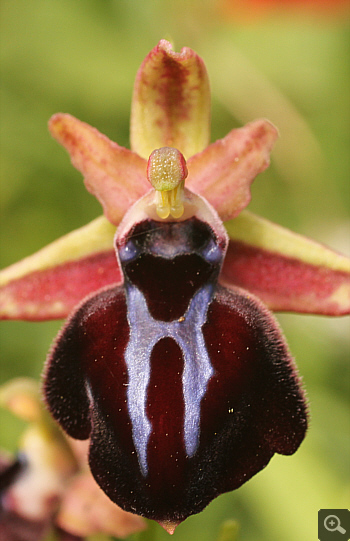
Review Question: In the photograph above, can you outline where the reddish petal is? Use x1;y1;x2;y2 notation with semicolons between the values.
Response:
0;509;49;541
0;454;69;541
222;211;350;315
0;217;120;321
130;40;211;160
55;529;83;541
49;114;149;225
0;378;42;421
187;119;279;221
57;472;145;538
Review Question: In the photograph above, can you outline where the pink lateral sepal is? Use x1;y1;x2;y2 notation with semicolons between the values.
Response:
0;250;121;321
49;113;149;225
187;119;279;222
221;240;350;316
0;216;119;321
222;210;350;315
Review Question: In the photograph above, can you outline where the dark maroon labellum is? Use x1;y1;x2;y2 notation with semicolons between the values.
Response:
43;211;307;525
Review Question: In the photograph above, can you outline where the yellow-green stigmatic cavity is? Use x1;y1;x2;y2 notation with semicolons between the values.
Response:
147;147;188;220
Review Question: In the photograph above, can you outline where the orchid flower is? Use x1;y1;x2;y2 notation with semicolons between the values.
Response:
0;378;145;540
0;40;349;534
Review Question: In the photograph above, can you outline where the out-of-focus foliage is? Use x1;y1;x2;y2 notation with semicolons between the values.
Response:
0;1;349;540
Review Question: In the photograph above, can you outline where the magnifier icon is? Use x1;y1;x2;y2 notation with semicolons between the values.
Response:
324;515;346;534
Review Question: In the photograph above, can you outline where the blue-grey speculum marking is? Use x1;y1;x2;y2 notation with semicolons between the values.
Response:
124;283;214;476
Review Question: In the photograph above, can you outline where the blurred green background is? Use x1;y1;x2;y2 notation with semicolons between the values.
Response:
0;1;349;540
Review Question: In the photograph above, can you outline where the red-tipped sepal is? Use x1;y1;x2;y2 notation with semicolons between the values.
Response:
130;40;211;160
222;211;350;315
0;217;120;321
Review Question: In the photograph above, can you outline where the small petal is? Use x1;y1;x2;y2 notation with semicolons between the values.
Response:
49;113;149;225
130;40;211;160
187;119;279;221
0;217;120;321
57;473;145;538
0;381;77;527
0;452;24;493
55;528;83;541
4;427;74;521
222;210;350;315
0;378;42;422
0;508;49;541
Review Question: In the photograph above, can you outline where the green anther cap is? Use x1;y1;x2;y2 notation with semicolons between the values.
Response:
147;147;188;219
